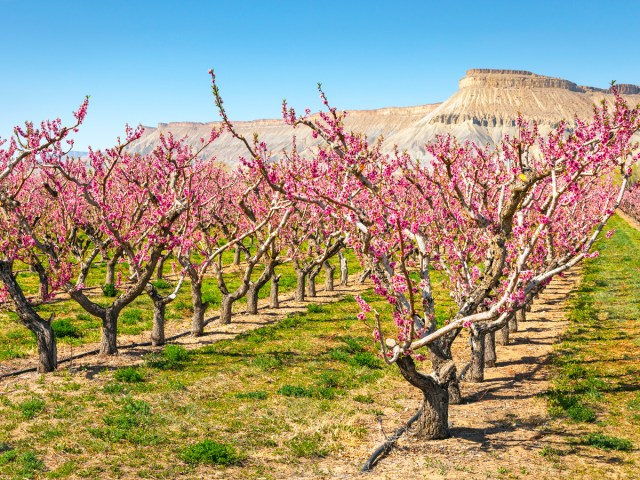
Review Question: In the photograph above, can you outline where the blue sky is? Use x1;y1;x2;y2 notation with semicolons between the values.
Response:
1;0;639;150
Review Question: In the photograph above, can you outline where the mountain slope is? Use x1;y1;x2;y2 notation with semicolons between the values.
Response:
128;69;640;163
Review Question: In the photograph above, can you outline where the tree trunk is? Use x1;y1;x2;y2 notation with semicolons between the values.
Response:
323;261;335;292
517;308;526;324
156;254;168;280
468;328;486;382
498;323;510;346
306;267;319;298
233;247;241;266
100;308;119;355
358;267;371;284
396;356;451;440
220;295;233;325
270;274;280;308
295;269;306;302
338;251;348;286
430;342;462;404
105;254;119;285
509;310;519;333
484;331;496;368
35;322;57;373
190;279;206;337
246;284;259;314
0;260;59;373
151;301;166;346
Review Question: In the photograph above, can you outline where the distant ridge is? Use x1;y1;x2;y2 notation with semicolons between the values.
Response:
128;69;640;163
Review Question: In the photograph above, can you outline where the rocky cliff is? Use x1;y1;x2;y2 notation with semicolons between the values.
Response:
128;69;640;163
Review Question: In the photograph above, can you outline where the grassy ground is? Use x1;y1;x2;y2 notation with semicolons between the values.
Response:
0;249;362;361
0;291;421;479
544;214;640;476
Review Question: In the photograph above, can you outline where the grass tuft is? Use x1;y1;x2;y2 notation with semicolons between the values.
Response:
578;432;633;451
114;367;144;383
180;440;242;465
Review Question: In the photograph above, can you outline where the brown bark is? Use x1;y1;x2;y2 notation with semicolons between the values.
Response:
498;323;510;346
323;260;335;291
220;295;233;325
190;279;207;337
0;261;57;372
99;307;119;355
270;274;281;308
295;269;306;302
396;356;452;440
484;330;496;368
306;266;320;297
468;327;486;382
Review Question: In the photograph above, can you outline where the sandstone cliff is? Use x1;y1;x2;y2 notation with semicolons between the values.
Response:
128;69;640;163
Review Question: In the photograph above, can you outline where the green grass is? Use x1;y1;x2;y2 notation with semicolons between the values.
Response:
577;433;633;451
0;288;414;478
546;215;640;471
0;248;363;360
180;440;242;465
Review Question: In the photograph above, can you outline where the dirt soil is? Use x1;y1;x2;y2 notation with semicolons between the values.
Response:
264;269;578;479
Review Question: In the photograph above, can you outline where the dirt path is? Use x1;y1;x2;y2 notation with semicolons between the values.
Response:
308;268;582;479
0;278;371;381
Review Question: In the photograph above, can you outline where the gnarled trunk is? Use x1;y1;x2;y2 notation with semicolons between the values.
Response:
358;267;371;284
190;279;206;337
323;260;335;292
156;254;169;280
468;327;486;382
270;274;280;308
396;356;452;440
151;302;166;346
220;295;233;325
0;261;58;373
295;269;306;302
105;253;119;286
498;323;510;346
509;310;519;333
100;307;119;355
430;335;462;404
246;284;260;315
306;267;320;298
484;331;496;368
233;246;241;266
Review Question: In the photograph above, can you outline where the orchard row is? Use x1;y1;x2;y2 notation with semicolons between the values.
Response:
1;74;639;441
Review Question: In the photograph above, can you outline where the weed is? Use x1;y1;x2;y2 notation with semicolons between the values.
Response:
251;354;283;370
235;391;268;400
353;394;375;404
114;367;145;383
350;351;381;369
278;385;313;398
102;283;118;297
307;304;324;314
180;440;242;465
151;279;171;289
51;318;81;338
19;398;45;420
578;433;633;451
286;433;328;458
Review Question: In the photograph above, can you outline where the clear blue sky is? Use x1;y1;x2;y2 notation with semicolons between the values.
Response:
1;0;639;150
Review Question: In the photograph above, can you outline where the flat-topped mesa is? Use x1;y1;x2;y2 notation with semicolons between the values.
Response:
615;84;640;95
460;69;581;91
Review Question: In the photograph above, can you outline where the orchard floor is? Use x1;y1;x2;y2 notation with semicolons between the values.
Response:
1;217;639;479
0;278;370;376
